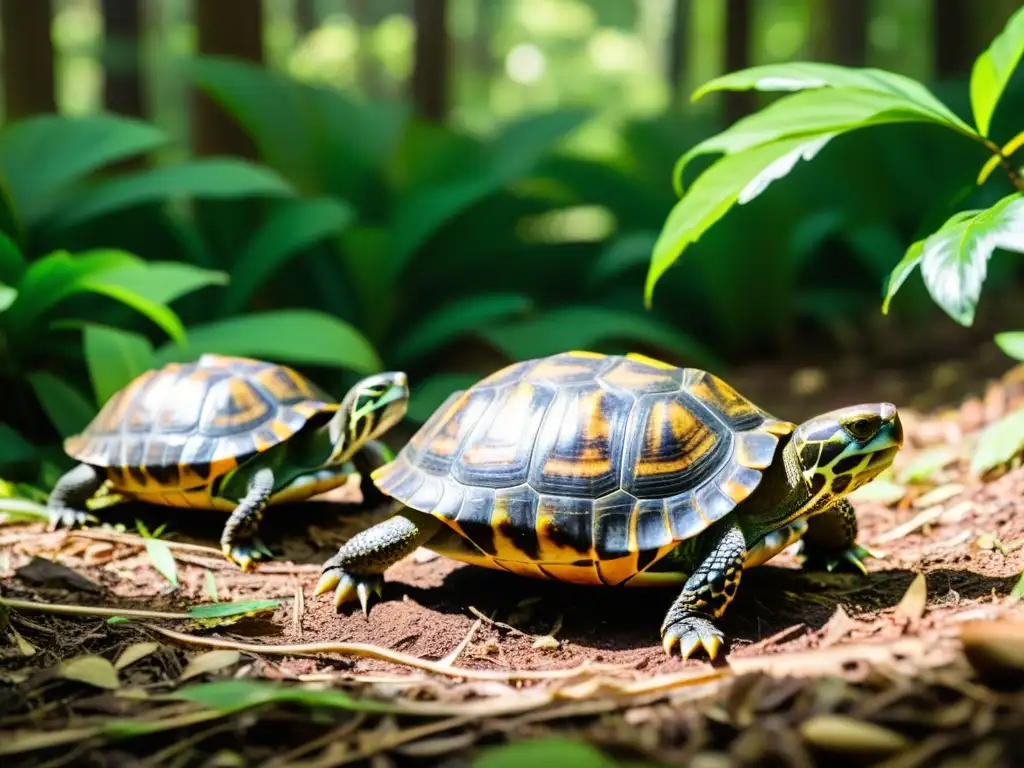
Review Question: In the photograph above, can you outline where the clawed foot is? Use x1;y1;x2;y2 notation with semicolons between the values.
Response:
661;615;726;660
315;566;384;615
801;542;878;575
222;538;271;571
47;506;97;531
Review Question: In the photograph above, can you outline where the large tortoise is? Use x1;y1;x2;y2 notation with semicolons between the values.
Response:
315;350;903;659
49;354;409;570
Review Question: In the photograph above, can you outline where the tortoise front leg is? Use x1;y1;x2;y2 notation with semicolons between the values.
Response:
315;510;442;614
47;464;104;530
221;467;275;571
661;521;746;660
800;499;877;575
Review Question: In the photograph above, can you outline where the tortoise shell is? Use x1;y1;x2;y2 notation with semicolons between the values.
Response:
372;350;795;586
64;354;336;501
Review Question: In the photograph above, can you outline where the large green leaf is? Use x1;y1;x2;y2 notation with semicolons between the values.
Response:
0;230;25;284
0;114;170;224
481;306;721;368
48;159;295;233
970;6;1024;137
83;324;156;405
911;194;1024;326
995;331;1024;361
153;310;382;373
674;89;960;192
646;134;836;306
222;197;354;315
690;62;973;134
971;408;1024;476
390;293;533;365
0;425;37;466
27;371;96;438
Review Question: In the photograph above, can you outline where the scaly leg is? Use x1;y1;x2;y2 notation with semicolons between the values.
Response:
47;464;104;529
800;499;877;575
220;467;275;571
315;511;441;614
661;521;746;660
351;440;392;510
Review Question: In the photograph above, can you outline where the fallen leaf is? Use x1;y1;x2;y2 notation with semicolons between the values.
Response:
60;655;121;690
800;715;909;754
532;635;560;650
203;570;219;601
894;572;927;623
971;408;1024;476
180;650;242;682
143;538;178;587
897;446;957;484
11;628;36;657
847;480;906;505
961;619;1024;684
14;557;104;594
184;599;280;629
114;642;160;671
912;483;964;508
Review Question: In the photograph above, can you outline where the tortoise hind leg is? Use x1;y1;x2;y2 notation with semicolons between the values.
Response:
47;464;105;530
315;510;443;614
220;467;275;571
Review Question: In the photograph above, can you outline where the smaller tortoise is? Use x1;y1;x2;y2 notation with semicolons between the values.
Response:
315;351;903;659
49;354;409;569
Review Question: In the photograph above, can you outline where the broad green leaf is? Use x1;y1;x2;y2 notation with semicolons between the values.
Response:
94;259;230;309
390;294;533;366
481;306;722;369
916;194;1024;326
27;371;96;438
646;134;836;307
153;310;382;374
472;738;619;768
83;325;155;405
406;372;481;423
881;240;925;314
0;496;50;523
691;62;973;134
0;282;16;313
0;230;25;284
971;408;1024;475
223;197;354;315
674;89;956;193
48;159;295;233
187;600;280;619
970;6;1024;136
0;114;170;223
995;331;1024;361
0;425;37;466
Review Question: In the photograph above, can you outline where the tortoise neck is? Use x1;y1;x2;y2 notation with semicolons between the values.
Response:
740;438;813;541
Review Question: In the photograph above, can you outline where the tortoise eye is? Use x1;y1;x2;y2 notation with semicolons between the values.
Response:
845;418;877;441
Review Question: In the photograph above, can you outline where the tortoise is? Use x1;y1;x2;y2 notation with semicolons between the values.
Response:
314;350;903;659
48;353;409;570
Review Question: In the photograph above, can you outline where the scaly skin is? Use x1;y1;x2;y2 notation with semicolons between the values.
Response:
220;467;276;571
46;463;104;529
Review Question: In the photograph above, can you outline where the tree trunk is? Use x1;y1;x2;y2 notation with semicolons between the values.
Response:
101;0;144;117
932;0;972;78
191;0;264;159
0;0;56;120
723;0;752;124
811;0;867;67
410;0;448;123
667;0;690;107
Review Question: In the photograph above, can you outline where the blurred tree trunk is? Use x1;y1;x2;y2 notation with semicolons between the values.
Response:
349;0;386;98
410;0;449;123
667;0;690;107
191;0;264;159
932;0;972;78
724;0;752;124
295;0;317;35
811;0;867;66
101;0;144;117
0;0;56;120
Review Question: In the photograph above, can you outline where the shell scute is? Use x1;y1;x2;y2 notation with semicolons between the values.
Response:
535;494;594;561
521;351;612;386
420;389;495;473
685;369;764;430
599;356;683;395
491;485;541;562
592;489;636;560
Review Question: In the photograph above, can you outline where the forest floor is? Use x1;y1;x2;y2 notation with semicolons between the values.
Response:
2;344;1024;767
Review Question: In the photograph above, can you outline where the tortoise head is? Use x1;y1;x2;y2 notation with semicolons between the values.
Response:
790;403;904;507
327;371;409;463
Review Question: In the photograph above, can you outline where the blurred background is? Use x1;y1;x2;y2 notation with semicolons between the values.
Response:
0;0;1022;493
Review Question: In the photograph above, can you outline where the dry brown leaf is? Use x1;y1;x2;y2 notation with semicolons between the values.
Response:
894;572;928;623
179;649;242;682
800;715;910;754
59;655;121;690
960;619;1024;683
114;642;160;671
912;483;964;508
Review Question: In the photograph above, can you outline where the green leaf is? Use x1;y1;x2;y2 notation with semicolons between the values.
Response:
0;425;37;466
690;62;973;134
971;408;1024;476
915;194;1024;326
406;372;480;424
970;6;1024;136
481;306;722;369
143;538;178;587
0;282;16;313
471;738;620;768
881;240;924;314
153;310;382;374
390;294;533;366
995;331;1024;361
223;197;354;316
0;114;170;224
27;371;96;438
0;230;25;284
83;324;155;405
646;134;836;307
174;679;397;714
187;600;279;619
674;89;959;193
0;496;50;524
48;159;295;233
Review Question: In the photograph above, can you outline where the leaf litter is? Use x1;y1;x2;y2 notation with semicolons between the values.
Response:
1;359;1024;765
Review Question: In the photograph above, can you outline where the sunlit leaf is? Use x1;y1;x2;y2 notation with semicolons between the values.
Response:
27;372;96;438
153;310;382;374
223;197;354;315
0;495;49;524
971;408;1024;476
847;479;907;505
203;570;219;601
970;6;1024;136
83;325;155;405
179;650;241;682
881;240;925;314
113;642;160;671
647;134;836;306
472;738;620;768
0;282;16;313
995;331;1024;361
59;655;121;690
0;425;37;466
143;538;178;587
186;600;280;620
390;294;533;365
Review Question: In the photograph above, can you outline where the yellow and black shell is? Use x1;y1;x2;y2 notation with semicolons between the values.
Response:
373;351;795;586
64;354;336;507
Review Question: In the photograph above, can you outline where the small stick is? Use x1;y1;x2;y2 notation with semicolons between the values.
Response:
69;530;220;556
439;618;482;667
2;597;192;621
467;606;532;638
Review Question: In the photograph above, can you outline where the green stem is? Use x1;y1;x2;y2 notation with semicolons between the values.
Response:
982;138;1024;192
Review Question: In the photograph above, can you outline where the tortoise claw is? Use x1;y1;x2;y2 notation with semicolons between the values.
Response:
661;616;725;660
803;543;877;575
223;541;265;572
315;568;383;614
47;506;97;531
